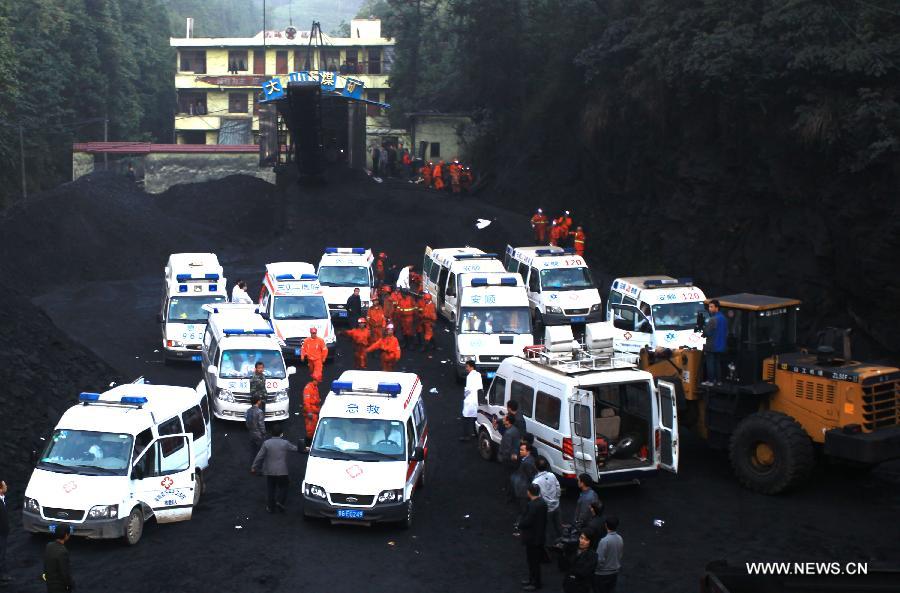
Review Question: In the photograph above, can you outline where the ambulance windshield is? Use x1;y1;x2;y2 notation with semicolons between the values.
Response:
540;267;595;291
273;296;329;320
168;295;226;323
459;307;532;334
218;349;286;378
38;430;134;476
651;302;707;331
318;266;369;287
311;417;406;461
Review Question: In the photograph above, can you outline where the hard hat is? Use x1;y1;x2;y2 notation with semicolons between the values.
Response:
384;285;392;293
537;208;542;213
358;317;366;324
577;225;583;230
379;252;386;258
386;323;394;331
309;327;317;335
565;210;570;215
424;293;432;301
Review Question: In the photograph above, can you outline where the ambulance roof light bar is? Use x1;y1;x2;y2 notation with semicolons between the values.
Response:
470;276;519;287
275;273;318;281
78;393;148;407
325;247;367;254
222;328;275;336
643;277;693;288
453;253;498;260
331;380;402;398
535;248;575;256
176;273;220;282
203;303;260;314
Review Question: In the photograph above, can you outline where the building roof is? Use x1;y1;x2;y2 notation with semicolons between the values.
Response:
171;30;394;48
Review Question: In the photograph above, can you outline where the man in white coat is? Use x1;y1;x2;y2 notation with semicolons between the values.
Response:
231;280;252;304
460;360;482;441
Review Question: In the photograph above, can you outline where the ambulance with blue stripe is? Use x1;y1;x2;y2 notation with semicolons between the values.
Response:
258;262;336;357
316;247;374;320
159;253;227;362
301;371;427;529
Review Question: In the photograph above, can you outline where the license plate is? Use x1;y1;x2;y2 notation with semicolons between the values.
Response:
338;311;348;318
571;316;585;323
191;355;202;362
336;509;364;519
486;371;496;379
294;348;301;357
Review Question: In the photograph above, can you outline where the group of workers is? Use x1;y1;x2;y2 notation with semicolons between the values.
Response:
530;208;586;256
419;159;474;194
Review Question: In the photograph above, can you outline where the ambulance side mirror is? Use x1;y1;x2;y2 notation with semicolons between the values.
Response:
411;446;425;462
287;366;297;376
260;311;270;321
132;466;144;481
207;365;218;376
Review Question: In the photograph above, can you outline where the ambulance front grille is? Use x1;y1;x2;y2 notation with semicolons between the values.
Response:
862;379;900;431
330;493;374;506
565;308;589;316
284;338;304;350
43;507;85;521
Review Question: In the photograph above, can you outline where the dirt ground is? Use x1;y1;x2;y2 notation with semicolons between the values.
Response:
1;170;898;593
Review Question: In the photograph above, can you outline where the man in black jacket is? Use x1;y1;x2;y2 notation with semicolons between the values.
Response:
346;287;363;323
0;479;9;585
44;525;74;592
511;443;538;512
517;483;547;591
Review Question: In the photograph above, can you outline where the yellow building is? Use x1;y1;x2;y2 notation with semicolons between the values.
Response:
170;19;394;145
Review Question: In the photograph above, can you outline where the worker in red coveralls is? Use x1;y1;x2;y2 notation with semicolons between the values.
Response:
418;293;437;351
422;161;433;188
449;159;462;194
396;290;417;348
549;220;565;246
343;317;370;369
571;226;586;256
302;379;321;444
367;300;386;345
375;252;387;287
300;327;328;382
433;161;445;191
531;208;549;243
366;324;402;371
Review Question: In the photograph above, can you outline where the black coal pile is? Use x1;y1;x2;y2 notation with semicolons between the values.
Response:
0;289;119;491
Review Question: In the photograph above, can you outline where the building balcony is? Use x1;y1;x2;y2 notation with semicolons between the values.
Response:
175;72;389;90
175;114;259;132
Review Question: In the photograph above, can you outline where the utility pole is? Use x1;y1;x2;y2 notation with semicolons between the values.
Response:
103;115;109;170
19;124;26;199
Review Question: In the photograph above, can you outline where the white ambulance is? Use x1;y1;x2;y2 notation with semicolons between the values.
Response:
504;245;603;331
606;276;707;353
159;253;227;362
316;247;374;321
453;273;533;381
301;371;428;529
22;380;211;545
258;262;336;357
475;325;678;486
422;246;506;322
200;304;295;421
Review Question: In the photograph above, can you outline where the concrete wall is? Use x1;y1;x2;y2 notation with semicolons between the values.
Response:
410;115;473;162
143;153;274;193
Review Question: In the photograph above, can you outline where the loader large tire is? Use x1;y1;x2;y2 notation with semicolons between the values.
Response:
729;411;814;495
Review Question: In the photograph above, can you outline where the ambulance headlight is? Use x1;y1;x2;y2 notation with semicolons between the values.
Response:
217;388;235;403
546;306;563;314
458;354;470;364
590;303;602;313
88;504;118;519
273;389;289;402
25;497;41;513
304;483;327;500
376;489;404;504
166;340;184;348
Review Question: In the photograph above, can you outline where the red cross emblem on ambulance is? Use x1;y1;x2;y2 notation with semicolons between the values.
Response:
346;465;363;479
160;476;174;490
623;332;632;340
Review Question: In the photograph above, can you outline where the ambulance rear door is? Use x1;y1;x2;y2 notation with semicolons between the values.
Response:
569;388;599;482
131;434;196;523
655;381;679;473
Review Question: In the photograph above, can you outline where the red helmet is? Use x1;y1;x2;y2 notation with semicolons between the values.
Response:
309;327;317;335
358;317;367;324
379;252;386;258
386;323;394;332
424;293;432;301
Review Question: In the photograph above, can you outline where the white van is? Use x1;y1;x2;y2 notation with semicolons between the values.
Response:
301;371;427;528
159;253;227;362
453;273;533;381
422;246;506;322
22;380;211;545
258;262;336;357
606;276;707;353
316;247;374;320
201;304;295;421
504;245;603;331
475;326;678;486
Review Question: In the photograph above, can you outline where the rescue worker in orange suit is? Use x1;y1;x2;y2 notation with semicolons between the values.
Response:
433;160;445;191
366;300;386;345
302;379;321;442
300;327;328;382
409;270;423;294
549;220;565;246
461;166;473;192
375;252;387;287
366;323;402;371
449;160;462;194
418;293;438;351
531;208;549;243
571;226;586;256
343;317;370;369
422;161;433;188
381;285;396;326
397;290;417;348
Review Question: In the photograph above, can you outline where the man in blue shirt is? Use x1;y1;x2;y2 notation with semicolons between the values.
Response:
702;300;728;384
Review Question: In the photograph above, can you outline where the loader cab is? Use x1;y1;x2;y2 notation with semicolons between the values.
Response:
711;294;801;385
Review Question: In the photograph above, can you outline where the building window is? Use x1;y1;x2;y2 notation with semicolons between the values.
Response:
228;50;248;73
179;50;206;74
430;142;441;158
368;49;381;74
294;50;311;71
253;92;260;115
229;93;248;113
253;50;266;74
366;91;380;117
182;130;206;145
342;49;358;74
276;50;288;74
177;91;207;115
321;49;340;71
